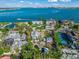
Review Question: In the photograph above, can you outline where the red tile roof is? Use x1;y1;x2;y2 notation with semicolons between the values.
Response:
0;55;10;59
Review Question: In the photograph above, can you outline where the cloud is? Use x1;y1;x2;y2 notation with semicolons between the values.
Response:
35;3;40;5
28;2;33;4
48;0;71;2
48;0;58;2
20;1;24;3
60;0;71;2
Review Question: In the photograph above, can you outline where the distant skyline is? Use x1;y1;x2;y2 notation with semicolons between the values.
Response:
0;0;79;8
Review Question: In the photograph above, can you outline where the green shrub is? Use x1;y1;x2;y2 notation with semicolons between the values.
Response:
0;48;4;56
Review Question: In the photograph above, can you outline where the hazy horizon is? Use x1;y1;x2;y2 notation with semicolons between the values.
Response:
0;0;79;8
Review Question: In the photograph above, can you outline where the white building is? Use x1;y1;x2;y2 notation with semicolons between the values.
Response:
32;21;43;25
61;48;78;59
5;30;27;54
21;33;27;40
7;31;20;41
31;29;41;40
46;37;53;43
46;20;56;30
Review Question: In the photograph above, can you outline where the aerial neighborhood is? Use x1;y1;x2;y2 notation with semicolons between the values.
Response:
0;20;79;59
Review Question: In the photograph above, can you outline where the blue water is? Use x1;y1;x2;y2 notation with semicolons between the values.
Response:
0;8;79;22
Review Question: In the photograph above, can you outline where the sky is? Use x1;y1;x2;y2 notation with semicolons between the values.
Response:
0;0;79;7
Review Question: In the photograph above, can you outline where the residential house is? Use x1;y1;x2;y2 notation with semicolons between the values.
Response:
32;21;43;25
46;20;56;30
